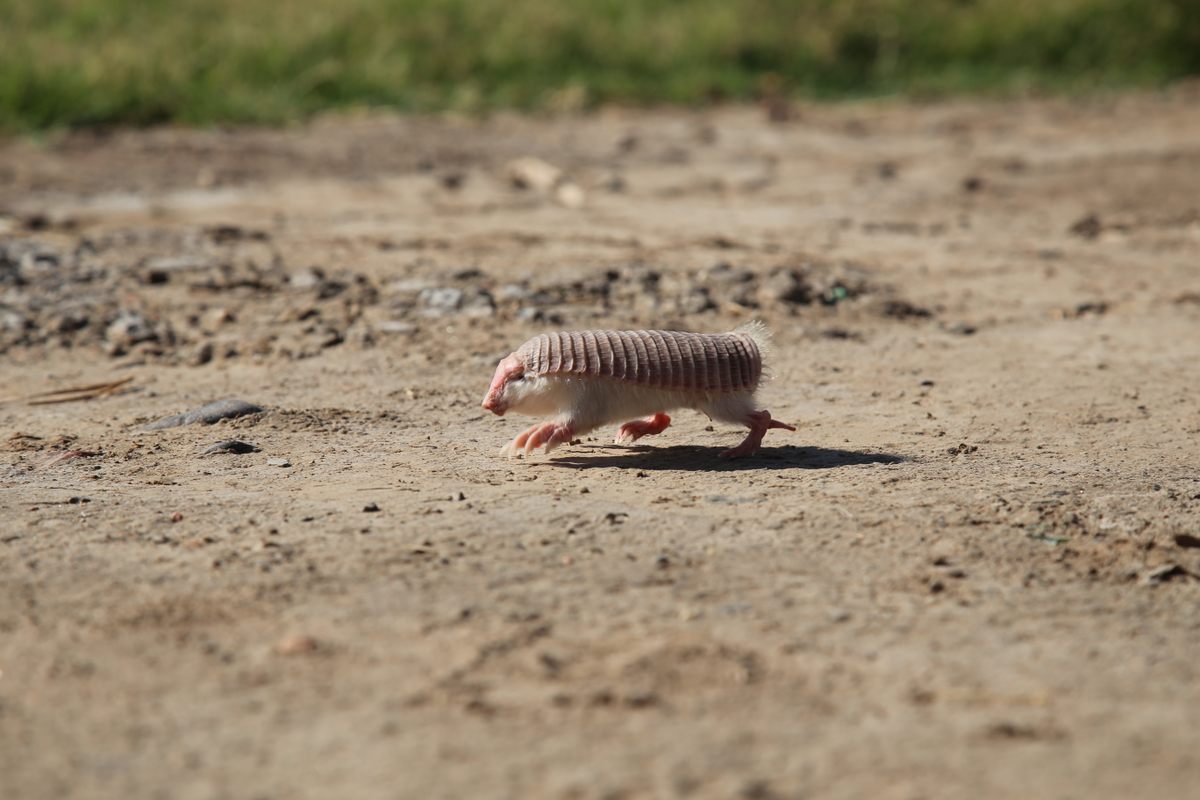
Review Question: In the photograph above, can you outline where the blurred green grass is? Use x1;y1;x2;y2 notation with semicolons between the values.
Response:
1;0;1197;130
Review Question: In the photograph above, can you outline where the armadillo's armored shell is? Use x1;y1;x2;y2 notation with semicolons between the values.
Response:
517;329;763;393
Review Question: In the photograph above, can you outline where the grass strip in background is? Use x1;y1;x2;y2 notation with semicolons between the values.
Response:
1;0;1198;130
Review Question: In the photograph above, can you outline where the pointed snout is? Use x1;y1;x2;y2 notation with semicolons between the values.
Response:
482;394;505;416
483;351;522;416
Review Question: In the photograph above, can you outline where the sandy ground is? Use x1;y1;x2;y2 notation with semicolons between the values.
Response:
2;86;1200;799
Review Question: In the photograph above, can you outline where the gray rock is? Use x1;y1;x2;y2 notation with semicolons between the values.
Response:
144;398;265;430
495;283;532;302
0;306;29;332
417;287;464;315
460;290;496;318
105;310;157;351
144;255;212;273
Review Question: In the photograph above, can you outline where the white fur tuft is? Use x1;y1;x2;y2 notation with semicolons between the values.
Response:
733;319;773;360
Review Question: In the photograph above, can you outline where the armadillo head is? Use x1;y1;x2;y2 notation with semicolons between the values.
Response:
482;352;526;416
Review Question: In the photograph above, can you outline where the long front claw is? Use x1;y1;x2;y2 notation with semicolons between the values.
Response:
524;422;554;455
503;423;544;458
506;421;575;457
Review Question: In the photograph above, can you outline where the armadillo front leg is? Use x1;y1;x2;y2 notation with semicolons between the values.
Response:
614;413;671;445
503;419;576;458
721;410;796;459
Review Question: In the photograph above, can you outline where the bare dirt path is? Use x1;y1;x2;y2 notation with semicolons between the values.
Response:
2;87;1199;799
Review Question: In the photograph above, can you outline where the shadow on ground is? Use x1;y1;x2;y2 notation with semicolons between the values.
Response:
546;445;907;472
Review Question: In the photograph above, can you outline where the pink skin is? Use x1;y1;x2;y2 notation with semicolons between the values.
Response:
482;353;522;415
512;421;575;455
615;413;672;444
720;410;795;459
484;352;794;458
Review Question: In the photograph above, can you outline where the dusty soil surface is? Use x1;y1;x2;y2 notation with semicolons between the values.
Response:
2;87;1200;799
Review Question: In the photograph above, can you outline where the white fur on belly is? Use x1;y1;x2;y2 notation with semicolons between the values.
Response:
510;376;758;436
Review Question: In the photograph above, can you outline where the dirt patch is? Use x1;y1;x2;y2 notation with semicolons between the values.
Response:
3;88;1200;799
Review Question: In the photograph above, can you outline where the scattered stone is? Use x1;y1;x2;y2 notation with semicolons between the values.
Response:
289;268;326;290
496;283;532;303
363;502;381;513
506;157;563;192
378;320;417;335
762;268;813;305
1145;563;1193;584
1070;213;1103;239
460;290;496;318
275;634;319;655
417;287;464;316
0;307;30;332
1173;533;1200;549
206;224;269;244
105;310;158;354
880;299;933;320
555;182;586;209
51;311;90;334
201;307;235;332
143;255;212;274
267;458;292;468
144;399;265;430
679;286;716;315
190;341;215;366
201;440;260;455
505;156;585;208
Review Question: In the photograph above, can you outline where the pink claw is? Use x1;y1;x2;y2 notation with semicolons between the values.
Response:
720;410;795;459
615;413;671;444
505;421;575;457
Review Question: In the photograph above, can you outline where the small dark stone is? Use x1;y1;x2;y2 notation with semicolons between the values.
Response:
363;502;381;513
201;440;260;455
880;299;933;320
1173;533;1200;549
1070;214;1103;240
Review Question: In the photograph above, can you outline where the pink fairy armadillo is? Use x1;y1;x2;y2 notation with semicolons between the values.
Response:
481;321;795;458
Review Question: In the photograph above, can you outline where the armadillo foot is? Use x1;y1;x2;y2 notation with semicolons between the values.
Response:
614;413;671;445
720;410;795;459
503;421;575;458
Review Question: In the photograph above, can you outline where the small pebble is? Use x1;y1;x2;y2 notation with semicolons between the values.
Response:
363;502;381;513
275;634;319;656
267;458;291;468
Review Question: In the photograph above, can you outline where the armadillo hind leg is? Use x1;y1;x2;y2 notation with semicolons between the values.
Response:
720;410;797;459
614;413;671;445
